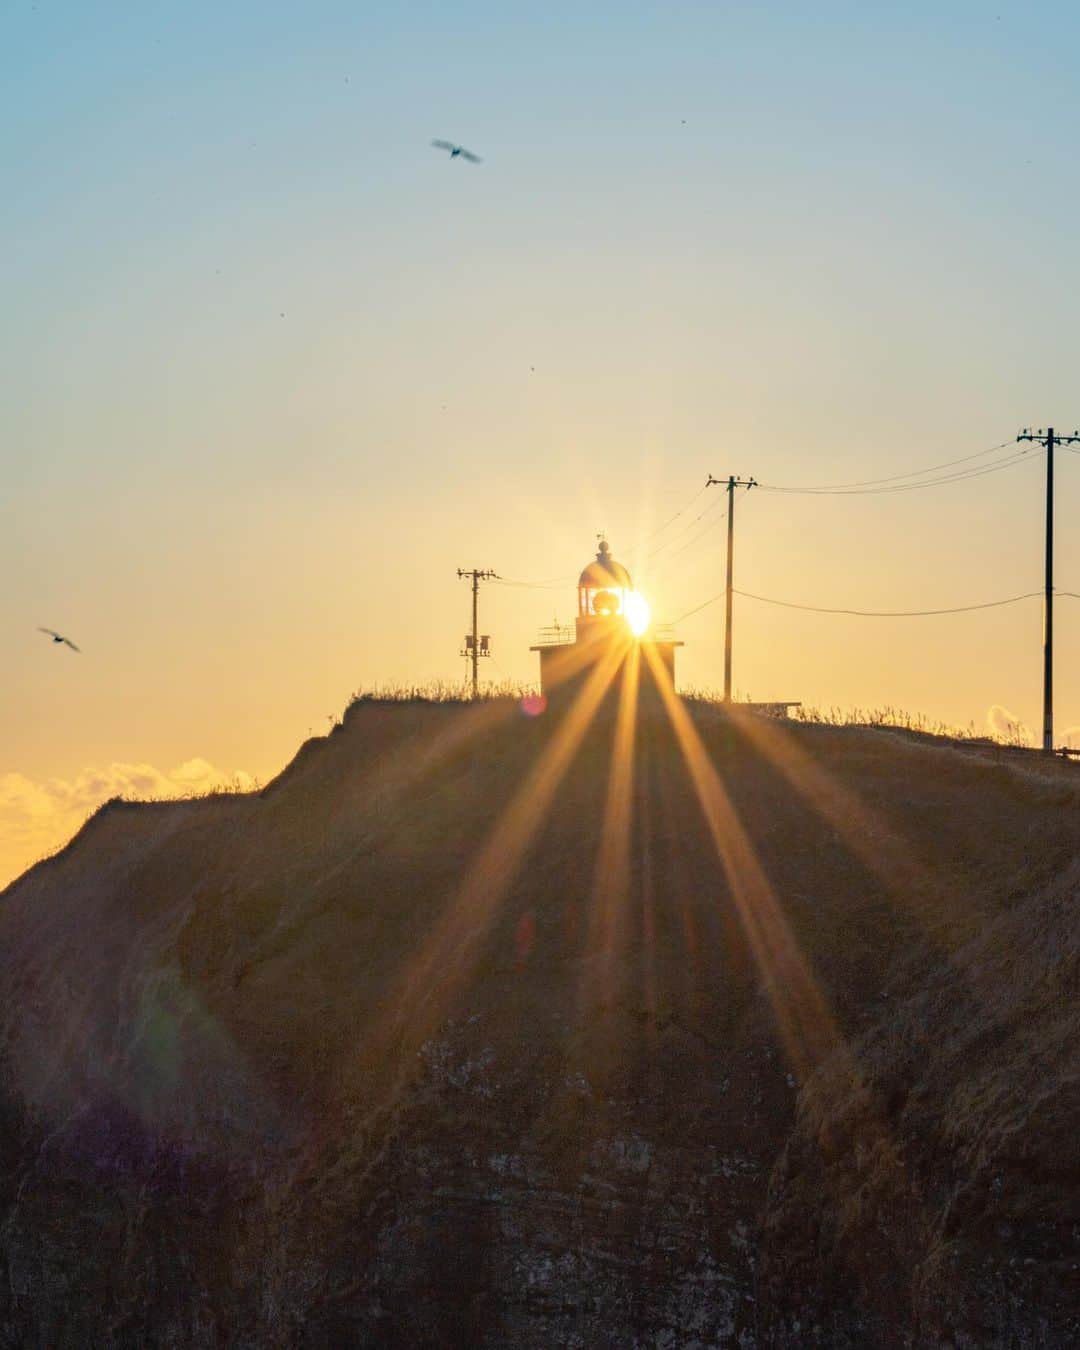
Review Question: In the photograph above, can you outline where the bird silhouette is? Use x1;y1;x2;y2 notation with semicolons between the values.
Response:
38;627;81;652
431;139;482;163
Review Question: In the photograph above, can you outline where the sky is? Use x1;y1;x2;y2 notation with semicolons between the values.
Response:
4;0;1080;883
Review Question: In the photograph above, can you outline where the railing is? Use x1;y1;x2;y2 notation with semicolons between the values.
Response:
535;624;576;646
533;622;679;646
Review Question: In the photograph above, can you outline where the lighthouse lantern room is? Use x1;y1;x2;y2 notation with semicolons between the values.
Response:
577;538;634;638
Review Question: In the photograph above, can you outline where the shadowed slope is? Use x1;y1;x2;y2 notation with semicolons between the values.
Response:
0;700;1076;1347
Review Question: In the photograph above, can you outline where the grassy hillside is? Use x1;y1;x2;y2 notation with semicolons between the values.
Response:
0;697;1076;1347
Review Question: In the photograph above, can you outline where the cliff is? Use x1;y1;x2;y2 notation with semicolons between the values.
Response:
0;698;1076;1347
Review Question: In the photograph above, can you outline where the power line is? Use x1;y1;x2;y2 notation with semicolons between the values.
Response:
734;588;1044;617
645;481;760;576
646;490;727;561
495;577;571;590
672;587;1043;626
761;438;1015;492
640;482;711;544
490;488;735;588
758;447;1040;496
487;438;1067;625
759;448;1037;495
491;486;720;590
487;649;516;687
648;507;729;573
495;521;721;587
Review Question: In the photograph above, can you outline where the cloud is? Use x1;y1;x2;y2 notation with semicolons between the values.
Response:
986;704;1032;745
0;759;254;890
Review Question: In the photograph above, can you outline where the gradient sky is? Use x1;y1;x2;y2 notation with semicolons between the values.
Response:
4;1;1080;882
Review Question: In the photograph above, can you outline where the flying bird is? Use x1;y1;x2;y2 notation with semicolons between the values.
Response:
431;139;482;163
38;627;81;652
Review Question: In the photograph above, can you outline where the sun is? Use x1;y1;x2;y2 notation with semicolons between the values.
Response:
624;591;651;637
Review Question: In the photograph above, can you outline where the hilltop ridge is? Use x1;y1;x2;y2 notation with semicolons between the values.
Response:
0;698;1076;1347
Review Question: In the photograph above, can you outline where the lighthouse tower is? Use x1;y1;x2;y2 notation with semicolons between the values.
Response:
530;538;682;702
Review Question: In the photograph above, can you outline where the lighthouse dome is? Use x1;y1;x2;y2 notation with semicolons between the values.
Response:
578;539;632;590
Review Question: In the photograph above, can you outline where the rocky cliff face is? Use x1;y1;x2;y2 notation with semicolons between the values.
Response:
0;699;1076;1347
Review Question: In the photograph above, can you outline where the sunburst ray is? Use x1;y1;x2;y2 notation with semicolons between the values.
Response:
641;643;842;1079
730;711;975;946
364;634;633;1070
578;640;641;1019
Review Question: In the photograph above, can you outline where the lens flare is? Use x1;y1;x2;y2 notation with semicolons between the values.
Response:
624;591;651;637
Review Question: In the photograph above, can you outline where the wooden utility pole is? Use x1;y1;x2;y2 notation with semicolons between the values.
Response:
1017;427;1079;752
706;475;756;701
457;568;499;695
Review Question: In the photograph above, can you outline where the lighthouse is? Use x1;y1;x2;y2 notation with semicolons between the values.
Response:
530;538;682;703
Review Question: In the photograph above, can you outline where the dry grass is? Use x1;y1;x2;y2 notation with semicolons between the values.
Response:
348;679;538;705
345;683;1064;769
791;703;981;739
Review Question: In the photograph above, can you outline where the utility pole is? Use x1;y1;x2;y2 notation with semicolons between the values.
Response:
1017;427;1079;752
457;568;499;696
705;475;756;702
